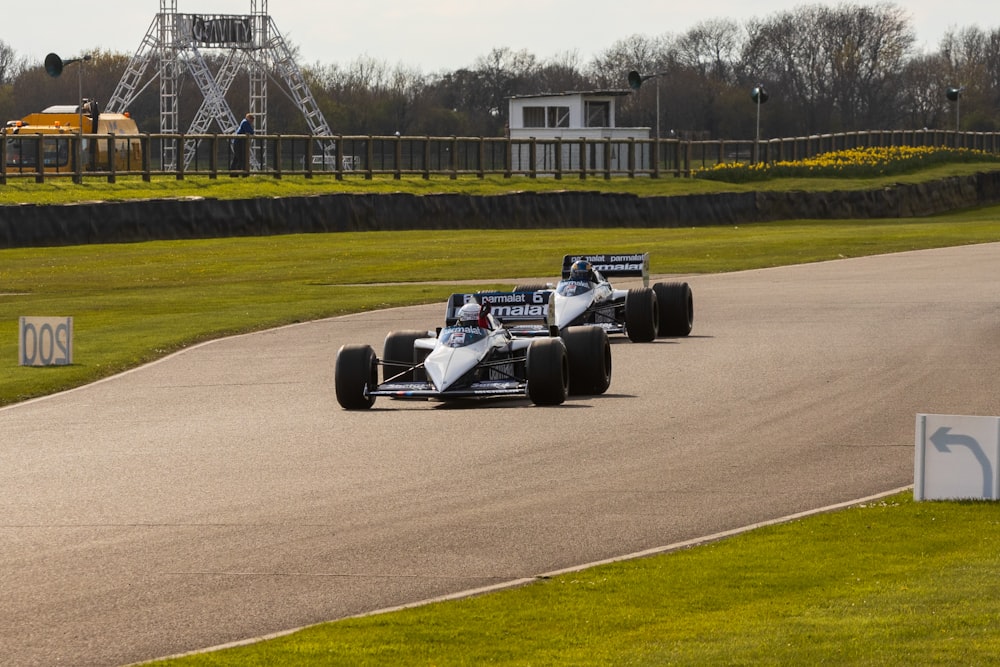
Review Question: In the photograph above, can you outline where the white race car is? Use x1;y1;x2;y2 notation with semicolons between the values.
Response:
334;293;612;410
509;252;693;342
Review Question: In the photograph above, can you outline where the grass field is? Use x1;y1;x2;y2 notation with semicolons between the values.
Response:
4;210;1000;407
4;168;1000;665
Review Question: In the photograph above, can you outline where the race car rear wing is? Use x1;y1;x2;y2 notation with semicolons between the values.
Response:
561;253;649;287
445;291;555;327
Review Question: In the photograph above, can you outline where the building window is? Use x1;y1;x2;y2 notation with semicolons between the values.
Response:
547;106;570;128
585;101;610;127
520;105;571;128
522;106;545;128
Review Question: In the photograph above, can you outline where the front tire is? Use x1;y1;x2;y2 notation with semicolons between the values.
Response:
624;287;658;343
526;338;568;405
653;282;693;337
382;330;428;382
335;344;377;410
561;326;612;395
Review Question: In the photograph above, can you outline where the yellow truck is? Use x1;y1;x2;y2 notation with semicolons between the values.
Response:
3;100;142;173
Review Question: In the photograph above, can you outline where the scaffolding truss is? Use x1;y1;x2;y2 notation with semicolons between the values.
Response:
106;0;334;169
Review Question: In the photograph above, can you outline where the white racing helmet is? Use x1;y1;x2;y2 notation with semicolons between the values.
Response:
457;302;481;324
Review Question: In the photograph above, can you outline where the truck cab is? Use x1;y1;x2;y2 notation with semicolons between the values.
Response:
3;100;142;173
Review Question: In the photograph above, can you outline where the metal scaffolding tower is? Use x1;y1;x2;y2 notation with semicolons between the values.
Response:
106;0;334;170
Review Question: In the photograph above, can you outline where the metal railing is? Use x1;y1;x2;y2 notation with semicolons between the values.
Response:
3;129;999;184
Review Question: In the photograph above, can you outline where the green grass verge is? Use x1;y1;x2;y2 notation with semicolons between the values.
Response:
145;492;1000;666
4;210;1000;406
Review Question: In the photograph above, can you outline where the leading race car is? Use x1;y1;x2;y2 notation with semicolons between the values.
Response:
334;292;612;410
511;252;693;343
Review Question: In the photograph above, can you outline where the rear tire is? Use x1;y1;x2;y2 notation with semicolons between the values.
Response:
561;326;612;395
625;287;658;342
653;282;693;337
335;344;377;410
513;283;551;292
526;338;568;405
382;330;428;382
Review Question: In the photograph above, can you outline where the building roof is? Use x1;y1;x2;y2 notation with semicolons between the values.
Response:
507;90;632;101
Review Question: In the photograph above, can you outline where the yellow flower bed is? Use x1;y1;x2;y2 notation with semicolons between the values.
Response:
694;146;999;182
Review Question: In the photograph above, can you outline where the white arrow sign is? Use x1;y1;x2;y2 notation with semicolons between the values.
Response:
915;414;1000;500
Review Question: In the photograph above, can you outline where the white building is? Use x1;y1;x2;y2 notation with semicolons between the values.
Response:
507;91;651;173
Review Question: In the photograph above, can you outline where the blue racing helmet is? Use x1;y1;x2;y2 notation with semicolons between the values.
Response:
570;260;593;281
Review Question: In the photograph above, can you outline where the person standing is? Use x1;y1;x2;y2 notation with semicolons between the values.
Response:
229;113;254;173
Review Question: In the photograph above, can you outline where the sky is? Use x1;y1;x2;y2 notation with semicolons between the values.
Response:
6;0;998;74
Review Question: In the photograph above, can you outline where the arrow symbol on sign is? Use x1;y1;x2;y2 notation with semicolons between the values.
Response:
930;426;992;497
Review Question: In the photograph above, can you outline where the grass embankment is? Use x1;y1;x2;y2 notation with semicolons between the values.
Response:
0;161;997;205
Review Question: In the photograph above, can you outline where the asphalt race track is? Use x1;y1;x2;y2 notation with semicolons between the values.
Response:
2;243;999;666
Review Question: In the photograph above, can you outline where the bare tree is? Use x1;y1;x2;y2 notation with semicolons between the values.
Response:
738;3;914;134
0;40;28;87
0;40;30;123
474;47;539;129
675;19;741;82
824;3;914;128
898;52;951;129
740;9;832;135
420;48;540;138
670;20;746;137
588;34;674;131
939;26;1000;130
421;68;486;135
534;50;594;93
587;33;671;88
982;30;1000;130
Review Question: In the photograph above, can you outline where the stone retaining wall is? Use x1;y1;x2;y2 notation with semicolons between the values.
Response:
3;171;999;248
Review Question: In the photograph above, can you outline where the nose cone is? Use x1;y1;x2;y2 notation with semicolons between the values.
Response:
422;347;452;390
423;344;480;391
555;293;589;327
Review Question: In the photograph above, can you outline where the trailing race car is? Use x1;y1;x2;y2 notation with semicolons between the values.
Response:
510;252;693;342
334;292;612;410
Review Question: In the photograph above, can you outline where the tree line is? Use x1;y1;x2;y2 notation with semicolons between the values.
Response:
0;2;997;141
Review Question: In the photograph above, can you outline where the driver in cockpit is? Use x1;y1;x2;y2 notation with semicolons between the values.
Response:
456;300;493;329
569;259;598;284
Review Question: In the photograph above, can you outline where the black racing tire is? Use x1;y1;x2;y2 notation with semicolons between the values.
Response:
335;344;377;410
653;281;693;337
561;325;612;395
382;330;428;382
525;338;568;406
624;287;659;343
513;283;551;293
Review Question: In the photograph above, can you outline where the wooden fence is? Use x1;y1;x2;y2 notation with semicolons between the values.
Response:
3;129;1000;184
